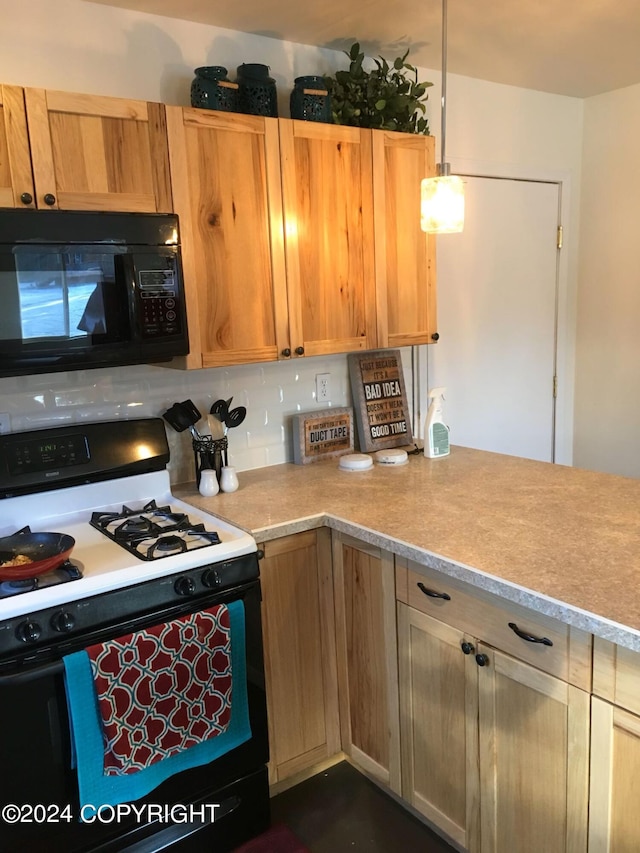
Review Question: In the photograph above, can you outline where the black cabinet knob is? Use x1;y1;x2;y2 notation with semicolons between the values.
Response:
461;641;475;655
16;620;42;644
43;193;56;206
294;346;305;356
431;332;440;341
20;192;33;205
281;348;291;358
475;653;490;667
51;611;75;633
174;576;196;596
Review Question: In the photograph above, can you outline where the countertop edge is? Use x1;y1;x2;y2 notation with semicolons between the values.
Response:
252;512;640;653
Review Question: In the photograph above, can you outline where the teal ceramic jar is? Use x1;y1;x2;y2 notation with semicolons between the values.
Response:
290;75;331;122
190;66;239;112
236;64;278;117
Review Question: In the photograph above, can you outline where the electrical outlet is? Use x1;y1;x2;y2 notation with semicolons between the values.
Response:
0;413;11;434
316;373;331;403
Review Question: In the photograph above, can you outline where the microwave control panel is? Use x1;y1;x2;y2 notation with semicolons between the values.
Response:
136;267;183;338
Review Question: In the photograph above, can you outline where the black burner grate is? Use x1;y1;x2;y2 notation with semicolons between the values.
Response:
90;500;221;561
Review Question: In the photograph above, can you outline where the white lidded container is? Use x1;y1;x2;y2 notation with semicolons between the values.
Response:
423;387;450;458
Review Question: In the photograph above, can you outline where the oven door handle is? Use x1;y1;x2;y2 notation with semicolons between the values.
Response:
0;658;63;685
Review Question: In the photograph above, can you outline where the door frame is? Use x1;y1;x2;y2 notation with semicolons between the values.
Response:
417;156;576;466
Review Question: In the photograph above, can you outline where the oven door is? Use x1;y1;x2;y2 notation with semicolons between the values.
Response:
0;579;269;852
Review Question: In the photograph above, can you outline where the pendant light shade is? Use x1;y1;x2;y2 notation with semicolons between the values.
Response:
421;0;464;233
421;172;465;234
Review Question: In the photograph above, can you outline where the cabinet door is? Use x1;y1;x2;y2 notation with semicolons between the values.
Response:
589;697;640;852
332;533;400;792
0;85;35;208
166;107;290;369
279;120;377;358
260;529;340;788
477;644;589;853
398;603;480;851
372;131;438;347
23;88;172;212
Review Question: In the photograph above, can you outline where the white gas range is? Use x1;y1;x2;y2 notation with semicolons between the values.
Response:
0;418;257;654
0;417;270;853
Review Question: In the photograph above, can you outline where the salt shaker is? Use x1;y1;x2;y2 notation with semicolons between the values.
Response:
219;466;239;493
198;468;220;497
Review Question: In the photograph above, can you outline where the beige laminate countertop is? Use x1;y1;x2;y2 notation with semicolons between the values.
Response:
175;446;640;652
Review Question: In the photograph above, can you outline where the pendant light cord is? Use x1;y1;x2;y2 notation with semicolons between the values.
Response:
439;0;449;176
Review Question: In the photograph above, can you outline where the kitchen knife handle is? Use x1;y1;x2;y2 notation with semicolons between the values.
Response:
417;581;451;601
508;621;553;646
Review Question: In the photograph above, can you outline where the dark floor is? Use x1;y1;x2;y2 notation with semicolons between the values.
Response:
270;761;458;853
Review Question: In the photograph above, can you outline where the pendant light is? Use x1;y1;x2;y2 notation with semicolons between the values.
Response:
420;0;465;233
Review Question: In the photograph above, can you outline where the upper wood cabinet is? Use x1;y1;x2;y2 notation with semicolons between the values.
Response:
0;84;172;213
165;107;289;369
165;106;437;369
0;85;35;208
372;131;438;347
279;120;377;358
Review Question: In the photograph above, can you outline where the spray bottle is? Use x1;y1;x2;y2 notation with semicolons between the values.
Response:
423;387;450;458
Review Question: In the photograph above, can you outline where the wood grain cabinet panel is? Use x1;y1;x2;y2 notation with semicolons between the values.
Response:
22;88;172;212
332;532;401;793
590;639;640;850
478;644;589;853
398;603;480;851
397;560;590;853
279;120;377;357
372;130;438;347
166;107;289;369
0;84;35;208
259;529;340;788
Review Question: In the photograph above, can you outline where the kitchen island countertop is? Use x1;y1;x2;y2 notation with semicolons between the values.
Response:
176;446;640;651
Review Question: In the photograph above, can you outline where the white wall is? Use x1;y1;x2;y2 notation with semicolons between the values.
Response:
573;82;640;478
0;0;585;481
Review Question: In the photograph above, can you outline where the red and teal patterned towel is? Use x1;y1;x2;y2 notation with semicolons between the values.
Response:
63;599;251;809
86;604;233;775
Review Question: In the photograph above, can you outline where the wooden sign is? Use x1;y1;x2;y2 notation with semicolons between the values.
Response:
348;350;413;452
292;407;354;464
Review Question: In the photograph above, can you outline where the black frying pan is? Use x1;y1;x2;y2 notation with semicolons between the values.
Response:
0;532;75;580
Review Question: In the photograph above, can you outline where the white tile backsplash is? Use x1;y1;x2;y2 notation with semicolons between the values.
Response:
0;350;416;485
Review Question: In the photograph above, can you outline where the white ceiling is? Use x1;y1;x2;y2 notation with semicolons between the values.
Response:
88;0;640;98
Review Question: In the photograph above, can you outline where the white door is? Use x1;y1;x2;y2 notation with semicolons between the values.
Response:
427;176;560;462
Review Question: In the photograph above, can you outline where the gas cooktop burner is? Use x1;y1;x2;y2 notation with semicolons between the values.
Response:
0;562;82;599
90;500;222;561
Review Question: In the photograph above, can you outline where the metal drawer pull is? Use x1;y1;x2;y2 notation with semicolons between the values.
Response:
508;621;553;646
417;582;451;601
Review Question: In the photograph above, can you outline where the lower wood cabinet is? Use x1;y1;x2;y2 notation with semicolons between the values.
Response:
259;529;340;787
589;637;640;851
397;603;480;850
332;532;401;793
397;560;591;853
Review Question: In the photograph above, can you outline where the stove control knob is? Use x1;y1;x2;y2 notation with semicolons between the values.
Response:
202;568;222;588
51;611;75;633
16;620;42;644
174;576;196;597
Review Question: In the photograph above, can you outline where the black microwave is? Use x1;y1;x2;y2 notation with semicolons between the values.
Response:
0;210;189;377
